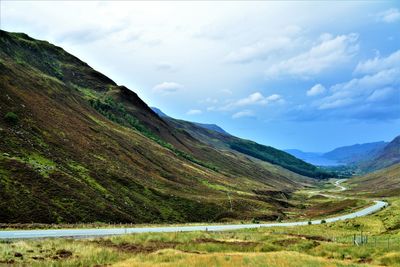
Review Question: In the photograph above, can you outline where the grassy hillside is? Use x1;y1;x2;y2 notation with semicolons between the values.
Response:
347;163;400;197
0;30;316;223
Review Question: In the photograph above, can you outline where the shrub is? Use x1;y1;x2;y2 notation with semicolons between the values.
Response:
4;112;19;124
308;221;312;225
321;219;326;224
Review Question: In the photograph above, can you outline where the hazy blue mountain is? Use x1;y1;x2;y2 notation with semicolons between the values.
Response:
286;140;390;168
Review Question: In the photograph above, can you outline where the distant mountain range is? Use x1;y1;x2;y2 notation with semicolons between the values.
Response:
285;137;399;173
324;141;388;164
154;105;400;174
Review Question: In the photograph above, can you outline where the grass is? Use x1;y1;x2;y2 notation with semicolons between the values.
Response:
0;239;127;266
1;219;398;266
114;250;367;267
2;181;399;266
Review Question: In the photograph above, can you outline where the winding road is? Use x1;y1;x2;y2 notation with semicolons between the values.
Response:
0;180;387;239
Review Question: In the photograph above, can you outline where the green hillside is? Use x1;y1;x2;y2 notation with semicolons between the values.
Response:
0;30;318;223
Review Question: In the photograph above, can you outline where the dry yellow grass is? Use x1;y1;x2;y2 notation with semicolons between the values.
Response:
112;250;373;267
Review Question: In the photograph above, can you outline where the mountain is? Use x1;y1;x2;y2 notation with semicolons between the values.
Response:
284;149;340;166
151;107;229;135
151;107;169;118
153;112;332;179
285;141;390;168
323;141;388;164
192;122;229;135
0;30;318;223
362;136;400;171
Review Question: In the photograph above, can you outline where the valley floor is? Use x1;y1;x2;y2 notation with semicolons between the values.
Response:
1;179;400;266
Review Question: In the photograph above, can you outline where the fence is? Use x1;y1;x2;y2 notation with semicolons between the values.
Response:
335;233;400;249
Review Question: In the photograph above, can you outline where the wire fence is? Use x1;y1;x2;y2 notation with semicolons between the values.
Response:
334;233;400;249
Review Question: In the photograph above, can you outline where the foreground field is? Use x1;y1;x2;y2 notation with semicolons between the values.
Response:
1;196;399;266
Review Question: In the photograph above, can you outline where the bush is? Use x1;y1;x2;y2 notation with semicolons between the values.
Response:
308;221;312;225
4;112;19;124
321;219;326;224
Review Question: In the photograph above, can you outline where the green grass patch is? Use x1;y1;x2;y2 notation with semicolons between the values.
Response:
68;161;108;194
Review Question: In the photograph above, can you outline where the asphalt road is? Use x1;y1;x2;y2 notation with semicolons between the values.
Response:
0;180;387;239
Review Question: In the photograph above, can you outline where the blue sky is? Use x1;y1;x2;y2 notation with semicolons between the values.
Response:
2;1;399;151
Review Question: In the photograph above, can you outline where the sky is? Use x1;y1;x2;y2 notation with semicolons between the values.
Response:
1;1;399;152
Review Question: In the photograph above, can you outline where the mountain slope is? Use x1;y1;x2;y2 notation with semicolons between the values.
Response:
0;30;314;223
323;141;387;165
362;136;400;171
151;107;229;135
348;163;400;197
157;114;332;179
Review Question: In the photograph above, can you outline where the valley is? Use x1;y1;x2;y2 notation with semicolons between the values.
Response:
0;29;399;267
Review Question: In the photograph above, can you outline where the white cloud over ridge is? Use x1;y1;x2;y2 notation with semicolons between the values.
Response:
153;82;183;93
187;109;202;115
222;92;284;110
232;110;254;119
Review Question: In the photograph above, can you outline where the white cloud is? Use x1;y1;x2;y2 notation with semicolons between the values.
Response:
152;82;183;93
225;37;292;64
222;92;283;110
232;110;254;119
186;109;202;115
377;8;400;23
236;92;266;106
354;50;400;74
317;68;400;110
266;94;283;102
265;33;359;78
306;84;326;96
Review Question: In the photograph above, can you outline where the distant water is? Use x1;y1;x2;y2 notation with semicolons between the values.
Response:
304;157;341;166
284;149;341;166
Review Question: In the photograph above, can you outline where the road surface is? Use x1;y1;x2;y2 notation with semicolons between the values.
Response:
0;199;387;239
334;179;347;191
